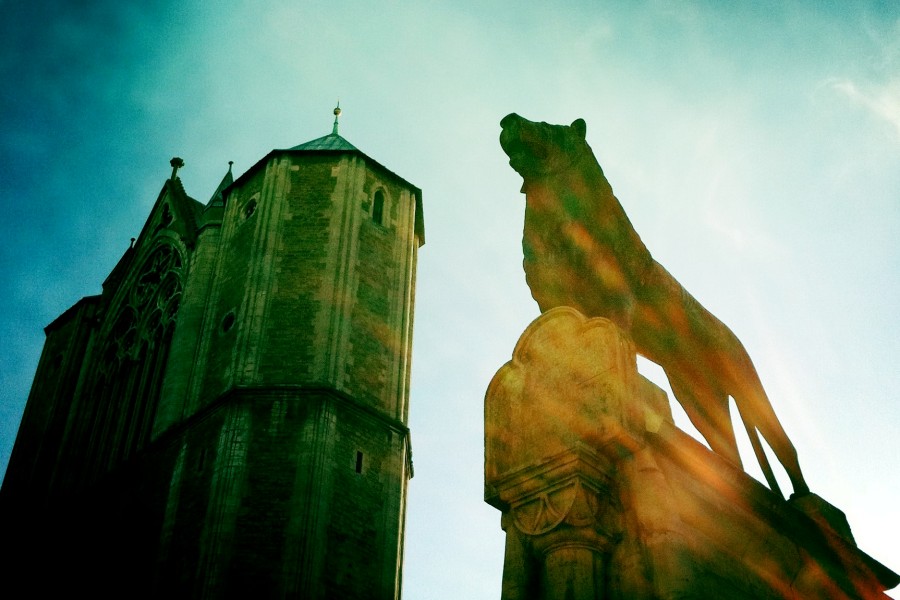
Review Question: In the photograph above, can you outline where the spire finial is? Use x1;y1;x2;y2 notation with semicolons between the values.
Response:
332;101;341;135
170;156;184;180
228;160;234;173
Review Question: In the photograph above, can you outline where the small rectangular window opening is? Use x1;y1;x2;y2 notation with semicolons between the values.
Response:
355;451;364;474
372;191;385;225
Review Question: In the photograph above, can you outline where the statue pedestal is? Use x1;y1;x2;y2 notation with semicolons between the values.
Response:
485;307;898;600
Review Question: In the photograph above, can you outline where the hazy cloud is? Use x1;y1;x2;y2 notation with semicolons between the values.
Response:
831;78;900;140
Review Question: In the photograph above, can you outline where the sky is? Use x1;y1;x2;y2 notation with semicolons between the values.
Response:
1;1;898;597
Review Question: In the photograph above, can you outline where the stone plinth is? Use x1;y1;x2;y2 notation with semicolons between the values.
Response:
485;307;898;600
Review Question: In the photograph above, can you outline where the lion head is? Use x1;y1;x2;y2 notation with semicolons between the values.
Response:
499;113;588;180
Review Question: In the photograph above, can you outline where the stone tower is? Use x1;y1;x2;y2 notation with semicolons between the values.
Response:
1;109;424;599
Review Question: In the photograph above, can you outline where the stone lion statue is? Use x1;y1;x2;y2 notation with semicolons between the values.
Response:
499;113;809;498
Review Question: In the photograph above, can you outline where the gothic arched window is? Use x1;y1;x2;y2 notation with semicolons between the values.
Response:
81;243;184;475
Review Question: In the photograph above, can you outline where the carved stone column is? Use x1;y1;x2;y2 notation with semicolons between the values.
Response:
485;307;646;600
495;447;614;600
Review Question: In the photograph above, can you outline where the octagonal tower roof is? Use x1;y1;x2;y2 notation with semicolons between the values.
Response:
289;132;358;152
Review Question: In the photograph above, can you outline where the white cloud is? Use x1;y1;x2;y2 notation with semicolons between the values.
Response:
831;77;900;140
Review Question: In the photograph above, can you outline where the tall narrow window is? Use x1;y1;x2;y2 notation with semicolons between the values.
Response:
372;190;385;226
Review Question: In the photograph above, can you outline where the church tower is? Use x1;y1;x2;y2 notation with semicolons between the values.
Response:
1;107;424;599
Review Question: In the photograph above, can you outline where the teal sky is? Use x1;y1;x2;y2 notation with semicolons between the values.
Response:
1;1;898;596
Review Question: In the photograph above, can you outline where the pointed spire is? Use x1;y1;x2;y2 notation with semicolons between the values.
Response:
332;101;341;135
207;160;234;207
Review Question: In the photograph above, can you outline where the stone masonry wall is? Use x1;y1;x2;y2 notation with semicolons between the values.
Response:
258;155;334;383
148;389;408;599
322;396;407;599
1;297;98;499
347;173;400;413
198;167;266;404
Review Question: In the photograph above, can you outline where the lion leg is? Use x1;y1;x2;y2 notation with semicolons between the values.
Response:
718;343;809;496
733;388;809;497
667;373;741;468
731;401;784;499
